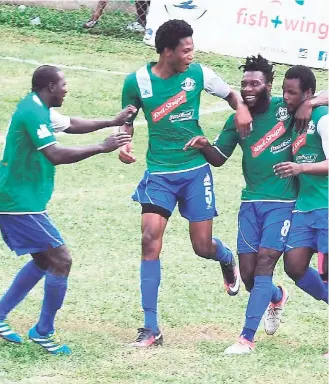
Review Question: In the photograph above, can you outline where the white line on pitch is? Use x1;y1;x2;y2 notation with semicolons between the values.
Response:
0;56;129;76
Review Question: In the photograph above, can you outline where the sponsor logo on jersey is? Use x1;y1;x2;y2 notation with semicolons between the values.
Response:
306;120;316;134
181;77;196;91
151;91;187;123
37;124;52;139
276;106;290;121
295;153;318;163
169;109;194;123
292;133;307;155
270;138;292;154
251;122;286;157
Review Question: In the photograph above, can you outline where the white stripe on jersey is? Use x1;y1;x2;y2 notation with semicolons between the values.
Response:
136;65;153;99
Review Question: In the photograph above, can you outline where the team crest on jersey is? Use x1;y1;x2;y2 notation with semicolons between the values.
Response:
151;91;186;123
181;77;196;92
276;107;290;122
251;122;286;157
306;120;316;134
292;133;307;155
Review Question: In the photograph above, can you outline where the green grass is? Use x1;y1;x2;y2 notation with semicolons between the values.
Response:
0;24;328;384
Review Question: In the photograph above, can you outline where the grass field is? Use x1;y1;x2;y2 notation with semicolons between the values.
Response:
0;22;328;384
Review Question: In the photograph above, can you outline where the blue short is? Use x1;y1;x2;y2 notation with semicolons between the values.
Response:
237;201;295;254
0;213;65;256
132;164;218;222
285;209;328;254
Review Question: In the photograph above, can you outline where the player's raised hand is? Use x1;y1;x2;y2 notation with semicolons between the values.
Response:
273;162;302;178
112;105;137;126
234;104;253;139
184;136;210;151
118;142;136;164
100;132;132;153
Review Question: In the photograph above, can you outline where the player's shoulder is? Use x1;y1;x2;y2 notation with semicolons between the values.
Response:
312;105;329;118
224;113;236;128
17;92;49;118
270;96;284;106
125;63;151;85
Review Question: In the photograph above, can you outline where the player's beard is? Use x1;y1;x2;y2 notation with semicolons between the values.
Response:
248;88;270;114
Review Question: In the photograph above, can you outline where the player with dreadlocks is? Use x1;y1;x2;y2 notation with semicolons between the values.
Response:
185;54;327;354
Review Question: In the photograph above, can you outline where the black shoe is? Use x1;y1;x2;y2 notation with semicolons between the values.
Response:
129;328;163;347
220;248;240;296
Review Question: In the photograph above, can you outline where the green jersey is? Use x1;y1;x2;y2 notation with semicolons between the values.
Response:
292;106;329;212
0;92;60;213
214;97;297;201
122;62;231;173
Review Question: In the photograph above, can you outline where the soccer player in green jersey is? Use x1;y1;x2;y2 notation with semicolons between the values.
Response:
274;67;328;355
184;55;327;354
0;65;135;355
119;19;253;347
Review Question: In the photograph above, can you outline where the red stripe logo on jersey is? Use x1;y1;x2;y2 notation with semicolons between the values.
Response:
151;91;187;123
292;133;307;155
251;122;286;158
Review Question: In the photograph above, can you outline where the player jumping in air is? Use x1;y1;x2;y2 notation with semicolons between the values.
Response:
120;19;253;347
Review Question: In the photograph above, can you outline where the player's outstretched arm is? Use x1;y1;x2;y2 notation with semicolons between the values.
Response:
65;105;137;134
294;91;329;133
184;136;227;167
41;132;131;165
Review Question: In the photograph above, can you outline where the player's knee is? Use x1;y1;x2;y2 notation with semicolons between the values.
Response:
240;269;254;292
284;254;304;281
192;241;213;259
142;229;161;259
49;246;72;276
255;249;281;275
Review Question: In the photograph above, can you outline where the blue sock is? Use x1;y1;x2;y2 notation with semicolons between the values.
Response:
141;259;161;334
0;260;45;321
243;275;273;341
241;327;256;342
36;273;68;335
213;238;233;264
296;267;328;303
271;284;283;304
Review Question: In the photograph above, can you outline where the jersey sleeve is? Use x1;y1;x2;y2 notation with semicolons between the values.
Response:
212;115;239;159
23;110;57;150
200;64;231;99
121;73;141;123
50;109;71;133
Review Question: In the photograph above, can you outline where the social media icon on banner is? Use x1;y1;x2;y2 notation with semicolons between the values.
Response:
318;51;328;62
298;48;308;59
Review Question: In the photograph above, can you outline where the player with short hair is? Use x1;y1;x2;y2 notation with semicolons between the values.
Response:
119;19;253;347
184;55;327;354
0;65;135;355
274;66;328;344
